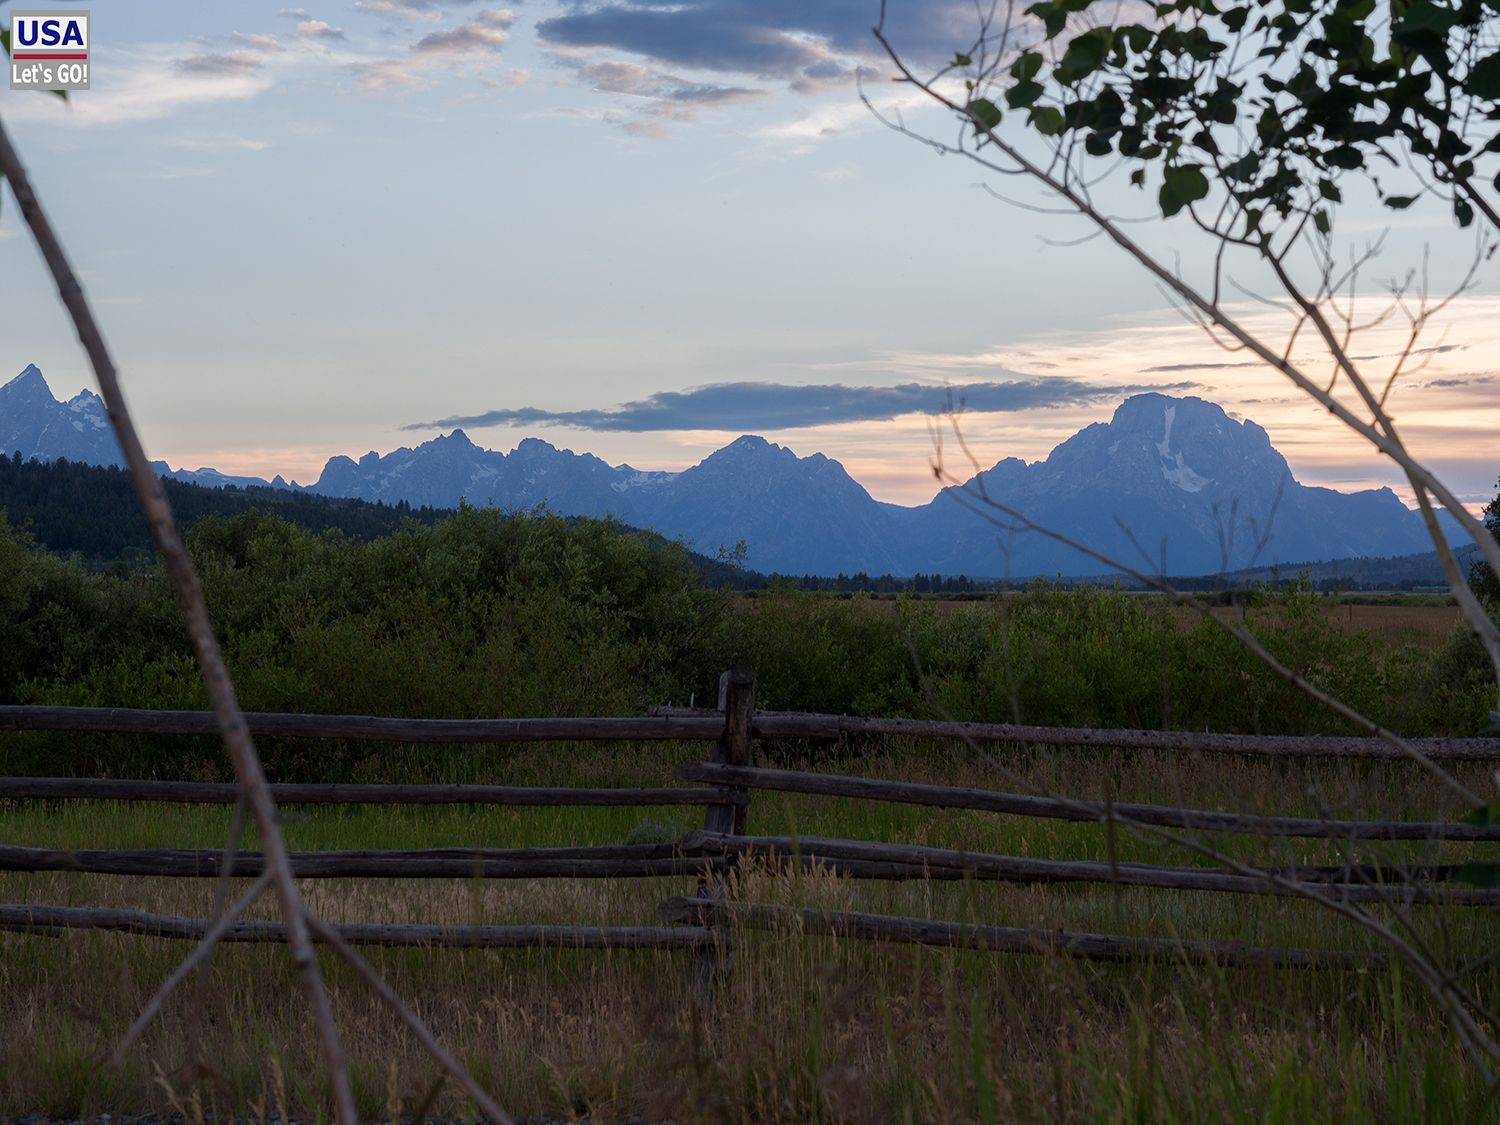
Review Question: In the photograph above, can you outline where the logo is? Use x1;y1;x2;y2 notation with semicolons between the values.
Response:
9;10;90;92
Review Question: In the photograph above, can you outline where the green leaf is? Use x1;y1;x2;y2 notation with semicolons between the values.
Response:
1223;152;1261;182
1129;168;1146;187
1313;209;1331;234
1456;197;1475;227
1385;194;1418;209
1006;79;1045;109
1010;51;1044;82
1055;27;1113;84
1325;146;1363;169
0;28;10;59
1123;24;1152;52
1030;105;1065;135
1470;50;1500;99
1399;0;1460;35
1318;178;1342;202
951;52;973;67
1457;861;1500;889
1084;131;1113;156
1159;164;1209;216
1024;0;1069;37
968;97;1003;132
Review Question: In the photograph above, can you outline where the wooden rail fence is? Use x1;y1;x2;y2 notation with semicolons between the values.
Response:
1;671;1488;970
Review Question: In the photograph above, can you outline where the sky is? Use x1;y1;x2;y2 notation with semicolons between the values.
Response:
0;0;1496;510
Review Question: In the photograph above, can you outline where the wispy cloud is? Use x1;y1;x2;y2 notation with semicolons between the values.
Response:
577;60;763;107
226;32;284;52
296;19;346;41
411;8;510;53
351;8;514;90
175;51;264;76
1141;360;1263;373
403;378;1194;434
168;133;271;152
354;0;481;21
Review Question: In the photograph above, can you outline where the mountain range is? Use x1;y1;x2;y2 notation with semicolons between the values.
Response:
0;363;1459;577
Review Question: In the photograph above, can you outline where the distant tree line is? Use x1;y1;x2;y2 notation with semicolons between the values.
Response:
0;452;446;563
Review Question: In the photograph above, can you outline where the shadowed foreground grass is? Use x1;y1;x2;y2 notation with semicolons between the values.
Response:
2;741;1499;1122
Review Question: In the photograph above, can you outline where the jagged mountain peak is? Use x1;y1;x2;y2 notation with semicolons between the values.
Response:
1;363;123;469
5;362;49;391
436;428;477;449
513;436;560;455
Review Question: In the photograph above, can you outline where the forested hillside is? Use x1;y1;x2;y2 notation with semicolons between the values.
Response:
0;453;446;562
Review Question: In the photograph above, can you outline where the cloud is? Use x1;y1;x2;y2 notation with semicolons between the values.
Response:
577;60;763;107
297;18;347;40
355;0;482;19
174;51;263;76
411;9;512;53
404;378;1195;434
351;9;514;90
227;32;284;52
1423;374;1497;388
350;58;426;90
278;8;312;18
168;133;271;152
536;1;976;90
1140;360;1263;373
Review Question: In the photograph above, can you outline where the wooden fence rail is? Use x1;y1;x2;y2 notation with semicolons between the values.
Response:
0;671;1485;974
656;706;1500;761
0;903;718;949
656;897;1385;970
8;702;1500;759
0;707;724;743
684;832;1500;906
0;777;741;807
4;837;1489;906
679;763;1500;841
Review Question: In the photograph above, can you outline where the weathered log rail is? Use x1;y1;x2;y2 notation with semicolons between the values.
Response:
0;903;717;949
2;837;1488;906
0;777;741;807
654;705;1500;760
679;763;1500;841
656;897;1385;970
8;702;1500;759
0;707;724;743
0;672;1477;968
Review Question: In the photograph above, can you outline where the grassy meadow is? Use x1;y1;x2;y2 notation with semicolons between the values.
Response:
3;744;1499;1122
2;506;1499;1120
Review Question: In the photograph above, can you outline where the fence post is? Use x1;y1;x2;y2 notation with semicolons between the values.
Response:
691;668;755;998
704;669;755;837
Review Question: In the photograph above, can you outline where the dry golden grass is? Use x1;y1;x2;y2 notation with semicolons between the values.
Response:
1177;603;1465;648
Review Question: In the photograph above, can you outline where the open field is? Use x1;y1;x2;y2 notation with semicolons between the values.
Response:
786;593;1466;649
1192;602;1465;648
4;740;1499;1122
